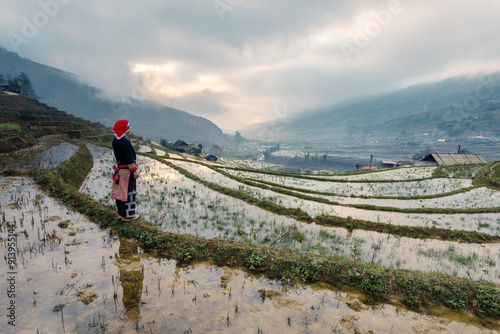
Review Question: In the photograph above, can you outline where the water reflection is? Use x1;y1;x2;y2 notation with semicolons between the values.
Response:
2;142;79;170
115;238;144;320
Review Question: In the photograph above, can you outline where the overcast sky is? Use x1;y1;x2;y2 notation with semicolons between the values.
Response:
1;0;500;130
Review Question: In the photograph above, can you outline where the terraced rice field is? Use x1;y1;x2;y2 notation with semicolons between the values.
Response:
81;145;500;283
2;142;499;333
308;166;438;180
224;169;473;197
8;177;470;333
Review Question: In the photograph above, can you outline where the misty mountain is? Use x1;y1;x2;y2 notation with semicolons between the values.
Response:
242;73;500;143
0;47;228;146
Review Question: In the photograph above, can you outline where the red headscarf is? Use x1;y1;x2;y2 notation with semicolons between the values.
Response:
113;119;130;139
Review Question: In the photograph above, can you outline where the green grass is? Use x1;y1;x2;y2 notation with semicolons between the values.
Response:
433;164;483;179
0;122;21;134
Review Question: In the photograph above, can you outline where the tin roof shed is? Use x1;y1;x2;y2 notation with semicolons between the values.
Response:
420;153;487;166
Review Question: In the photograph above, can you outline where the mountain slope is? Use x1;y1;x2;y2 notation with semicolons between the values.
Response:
242;73;500;143
0;47;228;146
0;90;111;153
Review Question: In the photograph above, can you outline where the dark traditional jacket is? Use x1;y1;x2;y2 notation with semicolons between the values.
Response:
112;137;137;172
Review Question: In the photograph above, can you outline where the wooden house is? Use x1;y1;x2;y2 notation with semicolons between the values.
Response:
382;160;397;169
173;140;194;153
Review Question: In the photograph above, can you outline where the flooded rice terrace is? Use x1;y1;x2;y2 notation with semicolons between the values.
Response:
1;142;79;171
81;145;500;283
1;141;500;333
0;177;497;333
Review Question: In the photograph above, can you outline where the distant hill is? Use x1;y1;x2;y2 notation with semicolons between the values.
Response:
241;73;500;144
0;47;229;147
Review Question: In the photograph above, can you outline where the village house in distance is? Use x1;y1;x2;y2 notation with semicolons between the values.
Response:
173;140;195;153
357;152;487;171
416;153;487;166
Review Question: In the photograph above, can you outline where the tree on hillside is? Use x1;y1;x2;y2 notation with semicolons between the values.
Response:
210;144;222;156
458;147;473;154
160;138;169;147
6;76;21;94
19;72;38;99
6;73;38;99
412;146;433;161
234;131;245;143
263;149;271;160
263;142;280;160
190;142;202;156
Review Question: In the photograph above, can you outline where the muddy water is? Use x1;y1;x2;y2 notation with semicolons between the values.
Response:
1;142;79;171
138;145;152;153
305;166;438;181
313;187;500;210
1;177;498;333
154;149;166;157
225;169;472;197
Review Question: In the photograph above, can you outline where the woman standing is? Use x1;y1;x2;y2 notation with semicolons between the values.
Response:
111;119;139;220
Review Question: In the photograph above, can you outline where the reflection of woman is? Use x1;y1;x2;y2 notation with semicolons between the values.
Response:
117;238;143;320
111;119;139;220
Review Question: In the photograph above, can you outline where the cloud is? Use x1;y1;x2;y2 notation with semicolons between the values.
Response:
1;0;499;130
